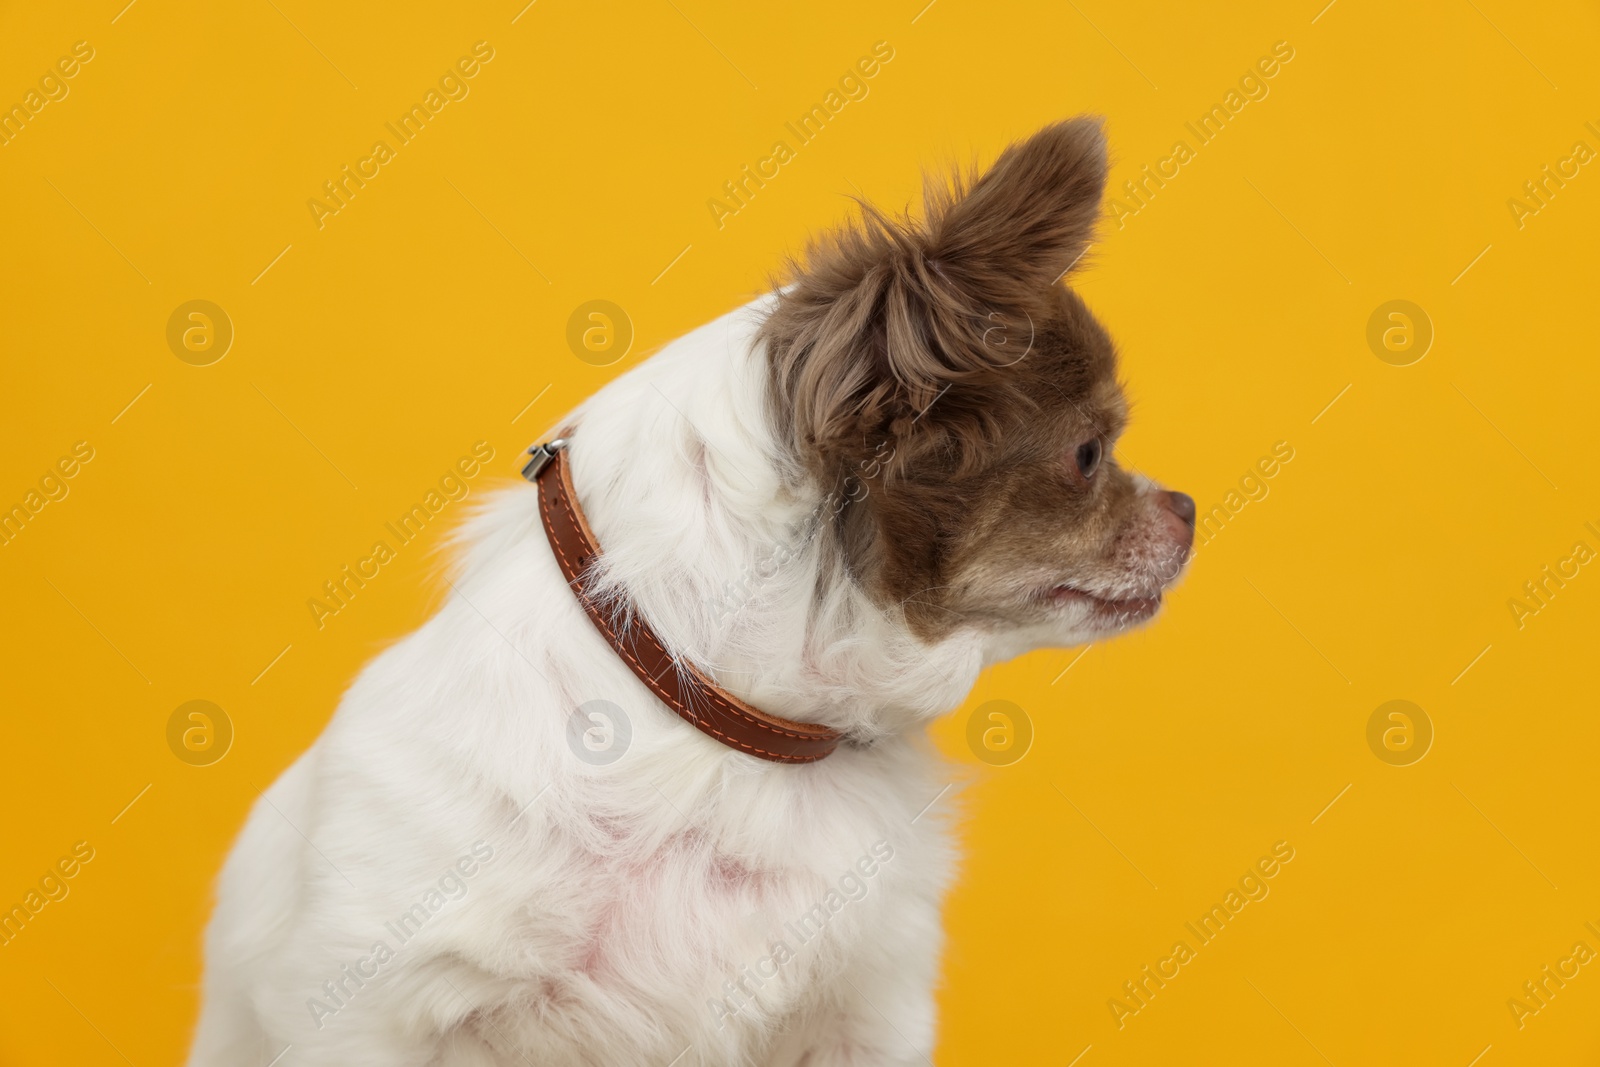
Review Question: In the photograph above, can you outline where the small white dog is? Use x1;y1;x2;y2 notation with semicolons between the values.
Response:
189;117;1194;1066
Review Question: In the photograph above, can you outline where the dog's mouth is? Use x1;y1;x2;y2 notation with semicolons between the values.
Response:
1047;585;1163;627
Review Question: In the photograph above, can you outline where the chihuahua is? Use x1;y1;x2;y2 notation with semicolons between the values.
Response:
189;117;1193;1066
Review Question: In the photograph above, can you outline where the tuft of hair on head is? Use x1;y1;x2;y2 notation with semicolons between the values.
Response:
761;116;1109;488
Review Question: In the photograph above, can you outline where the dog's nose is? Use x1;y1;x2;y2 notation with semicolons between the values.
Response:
1163;491;1196;528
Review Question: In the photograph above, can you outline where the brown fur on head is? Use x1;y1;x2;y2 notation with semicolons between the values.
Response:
762;117;1195;646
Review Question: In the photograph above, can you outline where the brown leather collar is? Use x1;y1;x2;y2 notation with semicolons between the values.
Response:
524;437;842;763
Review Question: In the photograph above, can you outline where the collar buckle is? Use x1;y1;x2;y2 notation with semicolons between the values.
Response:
520;438;569;482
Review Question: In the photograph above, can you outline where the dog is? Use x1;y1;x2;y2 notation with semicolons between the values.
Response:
187;116;1195;1066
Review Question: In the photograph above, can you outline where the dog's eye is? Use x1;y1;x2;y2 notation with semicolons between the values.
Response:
1074;438;1102;480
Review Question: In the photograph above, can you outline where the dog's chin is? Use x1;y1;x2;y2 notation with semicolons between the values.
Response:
1047;585;1164;634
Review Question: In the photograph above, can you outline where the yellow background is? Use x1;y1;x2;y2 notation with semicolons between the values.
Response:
2;0;1597;1063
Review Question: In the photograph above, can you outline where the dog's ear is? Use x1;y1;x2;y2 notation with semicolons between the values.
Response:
923;116;1107;309
762;117;1109;477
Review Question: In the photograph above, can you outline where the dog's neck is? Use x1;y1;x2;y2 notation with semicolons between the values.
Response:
564;296;984;742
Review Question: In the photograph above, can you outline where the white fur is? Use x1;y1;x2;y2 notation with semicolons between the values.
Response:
188;297;998;1067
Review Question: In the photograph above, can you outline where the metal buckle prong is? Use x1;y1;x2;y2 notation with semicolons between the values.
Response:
520;438;569;482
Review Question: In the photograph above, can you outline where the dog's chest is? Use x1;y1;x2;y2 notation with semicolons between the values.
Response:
468;764;949;1055
558;827;910;987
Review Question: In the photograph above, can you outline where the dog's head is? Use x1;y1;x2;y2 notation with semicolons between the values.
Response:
761;118;1193;657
